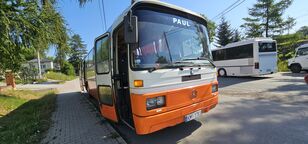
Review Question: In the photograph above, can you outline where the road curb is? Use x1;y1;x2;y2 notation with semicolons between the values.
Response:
81;92;127;144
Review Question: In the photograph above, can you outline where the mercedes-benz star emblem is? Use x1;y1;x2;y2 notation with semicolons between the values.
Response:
191;89;197;99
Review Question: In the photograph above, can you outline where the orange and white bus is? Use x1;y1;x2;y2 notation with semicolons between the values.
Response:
80;0;218;135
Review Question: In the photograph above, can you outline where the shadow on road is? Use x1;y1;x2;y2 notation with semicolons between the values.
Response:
113;120;202;144
197;98;308;144
280;72;307;78
218;76;270;88
82;85;308;144
84;92;202;144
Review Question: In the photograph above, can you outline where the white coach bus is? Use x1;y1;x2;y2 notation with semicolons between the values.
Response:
212;38;278;77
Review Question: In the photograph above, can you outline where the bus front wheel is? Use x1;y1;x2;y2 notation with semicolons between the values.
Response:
290;64;301;73
218;68;227;77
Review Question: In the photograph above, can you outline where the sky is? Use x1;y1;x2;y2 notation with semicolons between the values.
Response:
48;0;308;56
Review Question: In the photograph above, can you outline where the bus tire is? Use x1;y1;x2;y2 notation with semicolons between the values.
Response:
218;68;227;77
290;64;301;73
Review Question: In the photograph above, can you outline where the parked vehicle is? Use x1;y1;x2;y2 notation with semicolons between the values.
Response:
288;44;308;73
80;0;218;135
212;38;278;77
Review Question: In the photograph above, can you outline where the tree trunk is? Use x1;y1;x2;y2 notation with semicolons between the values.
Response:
37;50;42;79
265;2;269;37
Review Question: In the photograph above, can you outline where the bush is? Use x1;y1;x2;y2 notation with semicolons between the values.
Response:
33;78;48;83
278;60;289;72
45;72;75;81
61;61;75;76
19;66;38;84
45;68;54;73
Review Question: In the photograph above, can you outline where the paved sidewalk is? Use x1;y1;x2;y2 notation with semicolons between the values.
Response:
42;79;126;144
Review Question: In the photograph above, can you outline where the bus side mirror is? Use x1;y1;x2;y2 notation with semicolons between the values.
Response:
124;11;138;44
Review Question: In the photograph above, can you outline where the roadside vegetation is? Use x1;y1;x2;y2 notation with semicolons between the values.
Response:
275;31;308;72
1;1;87;85
45;71;76;81
0;89;57;144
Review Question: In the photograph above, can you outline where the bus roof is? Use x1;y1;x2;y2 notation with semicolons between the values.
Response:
212;37;276;51
99;0;206;38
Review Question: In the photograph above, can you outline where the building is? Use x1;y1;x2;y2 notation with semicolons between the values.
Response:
23;58;54;75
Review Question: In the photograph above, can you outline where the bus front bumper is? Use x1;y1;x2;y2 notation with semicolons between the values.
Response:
133;95;218;135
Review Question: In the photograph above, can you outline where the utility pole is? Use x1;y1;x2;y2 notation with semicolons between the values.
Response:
37;50;42;79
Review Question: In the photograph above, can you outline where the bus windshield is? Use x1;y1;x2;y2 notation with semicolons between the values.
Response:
131;9;211;69
259;42;276;52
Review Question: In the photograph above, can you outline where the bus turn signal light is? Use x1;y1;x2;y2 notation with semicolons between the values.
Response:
134;80;144;87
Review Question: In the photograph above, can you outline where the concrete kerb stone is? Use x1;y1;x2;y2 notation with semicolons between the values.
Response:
81;91;127;144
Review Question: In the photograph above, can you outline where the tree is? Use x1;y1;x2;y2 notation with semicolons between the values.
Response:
216;17;233;46
68;34;87;74
0;1;50;73
283;16;296;34
0;0;88;74
241;0;294;38
241;18;263;37
201;14;216;43
232;29;242;42
61;61;75;76
297;26;308;37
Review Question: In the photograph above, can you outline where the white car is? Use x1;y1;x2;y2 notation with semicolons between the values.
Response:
288;44;308;73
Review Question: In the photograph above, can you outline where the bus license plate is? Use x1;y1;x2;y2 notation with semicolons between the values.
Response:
184;110;201;122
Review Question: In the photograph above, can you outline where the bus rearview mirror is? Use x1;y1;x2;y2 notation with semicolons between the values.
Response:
124;14;138;44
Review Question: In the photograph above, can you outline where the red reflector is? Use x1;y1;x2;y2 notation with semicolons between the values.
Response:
255;62;259;69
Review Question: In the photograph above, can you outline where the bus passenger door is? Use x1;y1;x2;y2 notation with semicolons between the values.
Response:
95;34;118;122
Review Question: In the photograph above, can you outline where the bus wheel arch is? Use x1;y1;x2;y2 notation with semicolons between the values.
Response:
290;63;302;73
218;68;227;77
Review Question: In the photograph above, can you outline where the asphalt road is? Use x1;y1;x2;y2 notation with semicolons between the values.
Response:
113;72;308;144
219;72;308;104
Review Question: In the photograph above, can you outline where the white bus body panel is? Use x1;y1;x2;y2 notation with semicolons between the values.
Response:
212;38;277;77
259;52;278;74
129;66;217;95
214;58;256;76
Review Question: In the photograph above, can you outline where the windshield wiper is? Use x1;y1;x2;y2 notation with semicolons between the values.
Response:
148;64;187;73
181;57;216;67
174;61;194;64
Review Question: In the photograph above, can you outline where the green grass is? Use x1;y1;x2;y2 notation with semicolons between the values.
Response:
0;89;57;144
45;71;76;81
0;96;27;116
278;60;290;72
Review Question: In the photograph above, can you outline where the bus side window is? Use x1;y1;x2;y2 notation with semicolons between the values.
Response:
95;36;110;74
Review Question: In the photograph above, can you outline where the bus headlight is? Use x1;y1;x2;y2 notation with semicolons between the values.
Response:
156;96;165;106
212;84;218;93
146;96;166;110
